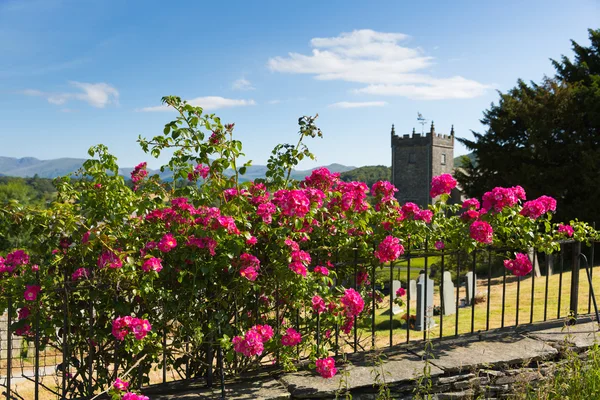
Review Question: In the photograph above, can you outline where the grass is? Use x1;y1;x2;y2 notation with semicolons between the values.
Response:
374;256;442;284
356;264;600;347
518;343;600;399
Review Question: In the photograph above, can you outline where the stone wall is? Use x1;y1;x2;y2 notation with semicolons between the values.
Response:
140;318;599;400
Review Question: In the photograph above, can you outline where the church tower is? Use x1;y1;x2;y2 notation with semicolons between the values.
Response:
390;122;454;207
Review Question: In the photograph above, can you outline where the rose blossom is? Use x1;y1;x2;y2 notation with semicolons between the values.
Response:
141;257;163;273
557;224;574;237
315;357;337;379
281;328;302;346
430;174;457;198
504;253;533;277
113;378;129;391
469;221;493;244
24;285;41;301
374;236;404;263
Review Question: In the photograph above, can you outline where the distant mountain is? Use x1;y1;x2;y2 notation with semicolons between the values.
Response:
0;156;357;182
0;156;88;179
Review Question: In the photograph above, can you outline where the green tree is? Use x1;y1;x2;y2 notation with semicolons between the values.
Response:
456;28;600;224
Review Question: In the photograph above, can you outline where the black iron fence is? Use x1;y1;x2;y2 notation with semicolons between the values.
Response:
0;239;598;399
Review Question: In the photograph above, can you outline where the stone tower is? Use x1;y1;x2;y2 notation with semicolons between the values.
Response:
391;122;454;207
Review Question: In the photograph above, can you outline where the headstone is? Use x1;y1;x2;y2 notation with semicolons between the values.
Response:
391;280;403;315
0;313;26;359
415;276;436;331
441;271;456;316
409;280;417;300
465;272;477;305
529;248;542;277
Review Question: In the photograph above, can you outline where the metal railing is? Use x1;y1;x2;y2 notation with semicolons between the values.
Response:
0;239;597;399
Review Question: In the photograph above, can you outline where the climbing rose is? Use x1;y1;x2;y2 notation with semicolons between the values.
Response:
97;250;122;269
302;167;340;192
6;250;29;266
371;181;398;198
481;186;523;213
130;162;148;187
273;189;311;218
71;267;90;281
401;202;420;216
240;267;258;281
158;233;177;252
188;164;210;181
461;209;480;221
340;288;364;317
537;195;557;212
312;295;327;314
18;307;30;320
122;393;149;400
469;221;493;244
289;262;307;277
24;285;41;301
558;224;574;237
462;198;480;210
112;317;152;341
113;378;129;391
414;209;433;223
356;270;370;286
281;328;302;346
313;266;329;276
374;236;404;263
232;325;273;357
336;181;370;212
435;241;445;250
341;317;354;334
252;324;274;342
520;199;546;219
315;357;337;379
257;202;276;224
504;253;533;277
430;174;457;197
141;257;163;273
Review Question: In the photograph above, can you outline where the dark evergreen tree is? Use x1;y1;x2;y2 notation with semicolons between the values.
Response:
456;29;600;224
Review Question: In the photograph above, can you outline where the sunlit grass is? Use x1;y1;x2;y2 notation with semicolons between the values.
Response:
355;265;600;348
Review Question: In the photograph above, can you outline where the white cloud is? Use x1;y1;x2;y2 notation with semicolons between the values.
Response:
354;77;490;100
329;101;387;109
268;29;491;100
139;96;256;112
268;99;282;104
21;81;119;108
232;78;255;91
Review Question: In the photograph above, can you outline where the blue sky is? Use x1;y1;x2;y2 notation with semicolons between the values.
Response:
0;0;598;170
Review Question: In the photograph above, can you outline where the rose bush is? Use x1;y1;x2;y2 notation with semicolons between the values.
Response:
0;96;597;398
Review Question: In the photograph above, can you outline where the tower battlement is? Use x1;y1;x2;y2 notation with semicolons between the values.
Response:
391;123;454;147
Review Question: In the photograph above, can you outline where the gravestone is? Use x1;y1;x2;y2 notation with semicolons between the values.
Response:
0;313;26;359
441;271;456;316
391;280;403;314
409;280;417;300
465;272;477;305
415;275;435;331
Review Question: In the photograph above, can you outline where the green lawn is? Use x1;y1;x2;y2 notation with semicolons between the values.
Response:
374;256;442;284
353;264;600;348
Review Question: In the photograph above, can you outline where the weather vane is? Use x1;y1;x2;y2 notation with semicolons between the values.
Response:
417;112;427;134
